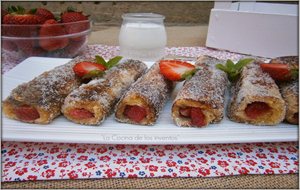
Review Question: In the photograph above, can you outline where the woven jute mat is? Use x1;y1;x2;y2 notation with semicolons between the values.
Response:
1;174;298;189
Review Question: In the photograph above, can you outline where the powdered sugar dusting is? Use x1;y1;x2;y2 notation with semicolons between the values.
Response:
9;57;85;111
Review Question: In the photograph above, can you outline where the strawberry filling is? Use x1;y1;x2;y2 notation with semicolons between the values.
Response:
245;102;271;119
179;107;206;127
14;105;40;121
124;105;147;123
69;108;94;120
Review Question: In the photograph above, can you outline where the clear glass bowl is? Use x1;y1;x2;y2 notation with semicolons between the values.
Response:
1;20;92;58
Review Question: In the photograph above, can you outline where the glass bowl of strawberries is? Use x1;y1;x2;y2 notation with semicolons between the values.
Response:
1;6;92;59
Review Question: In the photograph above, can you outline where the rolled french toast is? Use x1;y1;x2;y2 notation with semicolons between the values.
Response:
270;56;299;124
62;59;147;125
279;80;299;124
172;55;228;127
227;62;286;125
2;57;85;124
115;62;174;125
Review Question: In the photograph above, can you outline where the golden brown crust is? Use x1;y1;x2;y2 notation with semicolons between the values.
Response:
115;62;174;125
62;59;147;125
172;55;228;127
2;57;84;124
227;62;286;125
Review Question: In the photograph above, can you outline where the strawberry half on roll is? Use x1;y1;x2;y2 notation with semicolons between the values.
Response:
115;63;174;125
62;59;147;125
172;55;228;128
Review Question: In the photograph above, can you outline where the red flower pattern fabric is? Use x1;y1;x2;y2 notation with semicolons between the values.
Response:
1;141;298;182
1;45;298;182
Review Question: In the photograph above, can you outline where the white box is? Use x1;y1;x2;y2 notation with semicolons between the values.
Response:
206;2;298;58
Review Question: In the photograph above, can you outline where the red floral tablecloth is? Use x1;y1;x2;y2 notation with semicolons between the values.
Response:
1;45;298;182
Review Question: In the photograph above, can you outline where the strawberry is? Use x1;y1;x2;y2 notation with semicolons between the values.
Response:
245;102;271;119
69;108;94;120
39;19;69;51
61;7;89;41
32;8;55;21
14;105;40;121
61;7;88;24
260;63;298;81
179;107;206;127
190;107;206;127
73;61;106;78
3;6;44;39
3;6;44;25
124;105;147;123
159;60;196;81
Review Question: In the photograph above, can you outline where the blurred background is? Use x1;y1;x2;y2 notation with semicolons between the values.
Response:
2;1;298;47
1;1;214;46
2;1;214;25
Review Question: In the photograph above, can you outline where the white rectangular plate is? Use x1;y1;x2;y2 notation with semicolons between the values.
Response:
2;57;298;144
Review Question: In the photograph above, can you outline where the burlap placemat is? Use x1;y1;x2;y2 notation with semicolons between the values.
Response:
1;174;298;189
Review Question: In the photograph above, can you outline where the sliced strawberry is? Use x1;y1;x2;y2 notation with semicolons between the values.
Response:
69;108;94;120
14;105;40;121
245;102;271;119
190;107;206;127
159;60;196;81
73;61;106;78
179;107;191;117
260;63;292;81
39;19;69;51
124;105;147;123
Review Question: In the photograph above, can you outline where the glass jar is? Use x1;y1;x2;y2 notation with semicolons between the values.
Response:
119;13;167;61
